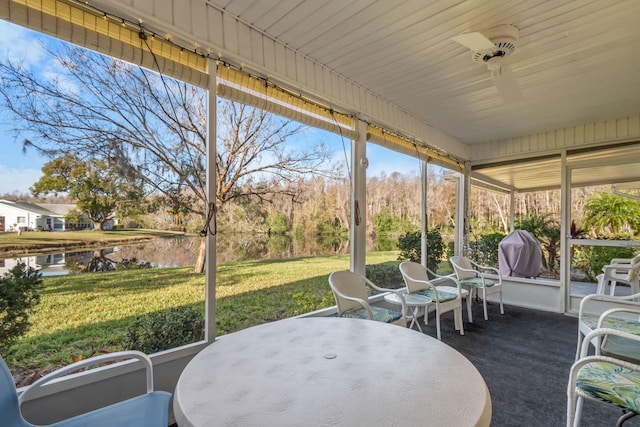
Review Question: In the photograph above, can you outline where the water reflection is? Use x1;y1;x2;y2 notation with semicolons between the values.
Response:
0;233;369;276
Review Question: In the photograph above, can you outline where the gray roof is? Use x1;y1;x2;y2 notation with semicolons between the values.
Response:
37;203;77;216
0;200;76;217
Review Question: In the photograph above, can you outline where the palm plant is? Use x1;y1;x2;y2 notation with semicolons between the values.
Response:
583;192;640;236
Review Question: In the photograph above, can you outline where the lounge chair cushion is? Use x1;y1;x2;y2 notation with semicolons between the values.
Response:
341;306;403;323
576;361;640;414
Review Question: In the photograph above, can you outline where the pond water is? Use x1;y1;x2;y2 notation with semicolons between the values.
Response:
0;233;398;276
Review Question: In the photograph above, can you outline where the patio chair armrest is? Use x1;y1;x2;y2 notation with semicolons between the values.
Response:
611;258;633;265
578;292;640;319
602;264;632;271
425;268;454;279
454;265;478;276
597;307;640;328
425;268;458;286
362;277;407;315
19;351;155;405
467;259;501;277
363;276;400;294
478;268;502;284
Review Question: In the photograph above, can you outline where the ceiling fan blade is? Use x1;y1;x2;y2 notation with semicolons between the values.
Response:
492;64;523;104
452;32;496;51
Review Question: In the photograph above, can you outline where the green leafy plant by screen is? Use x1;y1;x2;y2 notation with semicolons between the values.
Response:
397;229;445;273
0;263;43;349
124;306;204;354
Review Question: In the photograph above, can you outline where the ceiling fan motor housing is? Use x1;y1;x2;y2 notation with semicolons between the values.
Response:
471;24;519;68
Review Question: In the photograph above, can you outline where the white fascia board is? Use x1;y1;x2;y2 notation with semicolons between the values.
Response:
91;0;470;161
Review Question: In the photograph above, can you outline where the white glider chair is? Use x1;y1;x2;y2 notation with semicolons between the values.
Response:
399;261;470;340
568;328;640;427
1;351;171;427
450;255;504;321
599;255;640;297
329;270;406;326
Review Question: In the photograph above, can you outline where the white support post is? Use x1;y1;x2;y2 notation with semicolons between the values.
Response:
510;190;516;233
205;59;217;343
350;120;367;275
560;150;569;313
421;160;428;268
454;168;470;256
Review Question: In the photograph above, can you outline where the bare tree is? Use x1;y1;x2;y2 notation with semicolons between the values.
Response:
0;39;336;272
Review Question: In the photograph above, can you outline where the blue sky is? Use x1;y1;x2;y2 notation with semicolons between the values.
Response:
0;20;418;195
0;20;50;194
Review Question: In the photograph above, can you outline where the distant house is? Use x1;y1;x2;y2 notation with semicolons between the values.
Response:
0;200;114;231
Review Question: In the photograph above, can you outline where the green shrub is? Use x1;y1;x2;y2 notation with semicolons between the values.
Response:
372;211;413;236
366;263;404;289
124;306;204;354
397;229;445;273
468;232;505;268
0;263;43;349
292;290;335;315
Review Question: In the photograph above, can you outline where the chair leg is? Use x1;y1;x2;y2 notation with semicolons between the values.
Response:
436;307;442;341
499;289;504;315
458;307;464;336
466;295;473;323
575;333;583;361
574;396;584;427
567;392;577;427
482;288;489;321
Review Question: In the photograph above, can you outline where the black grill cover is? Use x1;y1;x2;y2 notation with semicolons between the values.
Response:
498;230;542;277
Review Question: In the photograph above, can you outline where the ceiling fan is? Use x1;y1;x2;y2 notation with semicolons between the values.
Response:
452;24;523;104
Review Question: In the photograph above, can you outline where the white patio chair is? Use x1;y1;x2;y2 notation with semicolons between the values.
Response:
1;351;171;427
599;255;640;296
450;255;504;321
329;270;406;326
399;261;469;340
568;328;640;427
575;277;640;362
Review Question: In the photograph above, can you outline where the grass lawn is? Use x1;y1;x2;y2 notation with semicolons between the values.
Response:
3;251;399;374
0;229;187;256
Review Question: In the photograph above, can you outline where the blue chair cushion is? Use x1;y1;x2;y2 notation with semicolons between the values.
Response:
460;277;496;288
415;289;458;303
50;391;172;427
576;361;640;414
341;306;403;323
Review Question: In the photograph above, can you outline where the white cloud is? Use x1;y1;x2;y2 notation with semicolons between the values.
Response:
0;164;42;195
0;20;47;67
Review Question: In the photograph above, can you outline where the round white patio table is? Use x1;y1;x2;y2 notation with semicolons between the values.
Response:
174;317;491;427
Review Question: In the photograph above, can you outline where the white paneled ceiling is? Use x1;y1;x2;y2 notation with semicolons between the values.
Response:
202;0;640;191
206;0;640;145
